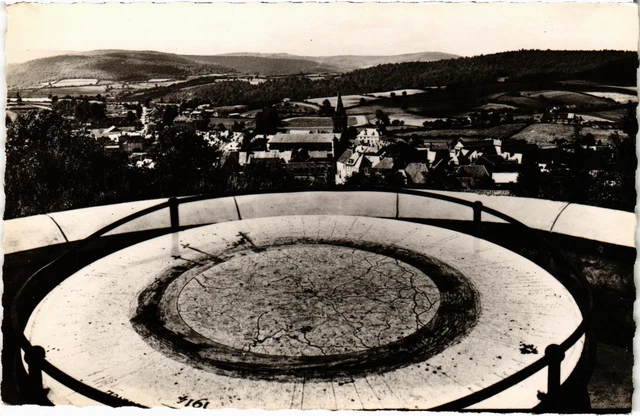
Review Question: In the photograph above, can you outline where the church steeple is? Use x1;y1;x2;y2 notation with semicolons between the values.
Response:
332;91;348;133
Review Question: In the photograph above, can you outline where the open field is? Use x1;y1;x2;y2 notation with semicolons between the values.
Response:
492;87;630;110
346;103;410;116
306;95;377;108
208;117;256;129
305;90;426;108
581;109;629;123
584;92;638;104
52;78;99;87
119;80;181;89
11;81;183;97
14;86;110;98
240;109;263;118
6;104;52;113
521;90;614;107
282;116;360;128
473;103;519;111
290;101;321;110
494;94;554;109
588;85;637;94
7;97;52;103
576;114;619;123
393;123;527;140
366;89;426;98
388;113;441;127
511;123;623;145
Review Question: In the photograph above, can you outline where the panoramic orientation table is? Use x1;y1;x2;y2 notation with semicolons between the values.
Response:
25;215;584;409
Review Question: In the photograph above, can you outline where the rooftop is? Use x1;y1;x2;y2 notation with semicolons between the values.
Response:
337;149;354;165
269;133;336;144
455;165;491;179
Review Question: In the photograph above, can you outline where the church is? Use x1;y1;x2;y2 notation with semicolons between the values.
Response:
332;92;348;133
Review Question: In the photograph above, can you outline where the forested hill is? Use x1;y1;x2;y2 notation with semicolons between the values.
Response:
338;50;638;91
214;51;460;72
162;50;638;106
7;51;236;88
184;55;339;76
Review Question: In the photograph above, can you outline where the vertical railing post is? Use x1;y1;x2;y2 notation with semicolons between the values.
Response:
169;197;180;257
473;201;483;237
545;344;565;401
24;345;46;404
169;197;180;231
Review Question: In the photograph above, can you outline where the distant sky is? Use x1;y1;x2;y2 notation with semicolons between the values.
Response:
6;2;639;64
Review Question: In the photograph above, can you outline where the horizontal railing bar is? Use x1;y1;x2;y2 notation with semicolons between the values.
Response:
432;356;549;410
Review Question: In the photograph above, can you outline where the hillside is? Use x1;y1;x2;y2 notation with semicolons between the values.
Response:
7;50;458;88
160;50;637;107
216;51;459;71
337;50;638;92
7;51;236;88
184;55;340;76
311;52;459;71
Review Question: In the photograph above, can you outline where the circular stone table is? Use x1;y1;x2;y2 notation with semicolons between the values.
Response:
25;215;584;409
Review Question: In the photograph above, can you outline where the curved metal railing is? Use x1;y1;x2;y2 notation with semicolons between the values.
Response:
9;188;593;409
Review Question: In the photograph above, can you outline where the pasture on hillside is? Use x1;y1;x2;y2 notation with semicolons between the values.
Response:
15;86;109;97
366;89;426;98
281;116;360;128
576;114;620;123
393;123;528;140
346;103;409;116
46;78;99;87
510;123;623;145
581;108;630;123
583;91;638;104
306;95;376;108
387;113;442;127
494;94;553;109
521;90;614;107
472;103;519;111
305;89;425;108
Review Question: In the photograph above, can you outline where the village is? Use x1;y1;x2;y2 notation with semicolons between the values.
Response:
8;82;629;195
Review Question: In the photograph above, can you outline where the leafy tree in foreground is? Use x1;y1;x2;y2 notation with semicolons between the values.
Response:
4;111;127;219
150;128;221;196
74;100;107;123
224;161;294;192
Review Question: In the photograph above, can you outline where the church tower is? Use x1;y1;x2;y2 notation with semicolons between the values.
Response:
332;92;348;134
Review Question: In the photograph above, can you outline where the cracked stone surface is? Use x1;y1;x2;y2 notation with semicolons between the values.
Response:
178;244;440;356
24;215;584;410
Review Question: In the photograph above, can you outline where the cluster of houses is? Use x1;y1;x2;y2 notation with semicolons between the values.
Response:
84;93;614;190
336;133;534;189
218;132;336;184
218;127;538;189
91;103;250;168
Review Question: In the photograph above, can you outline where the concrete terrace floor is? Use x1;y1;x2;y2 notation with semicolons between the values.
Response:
24;215;584;410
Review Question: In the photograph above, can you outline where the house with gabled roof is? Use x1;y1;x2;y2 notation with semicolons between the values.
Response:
453;165;492;189
404;162;429;185
336;149;371;184
371;157;395;172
